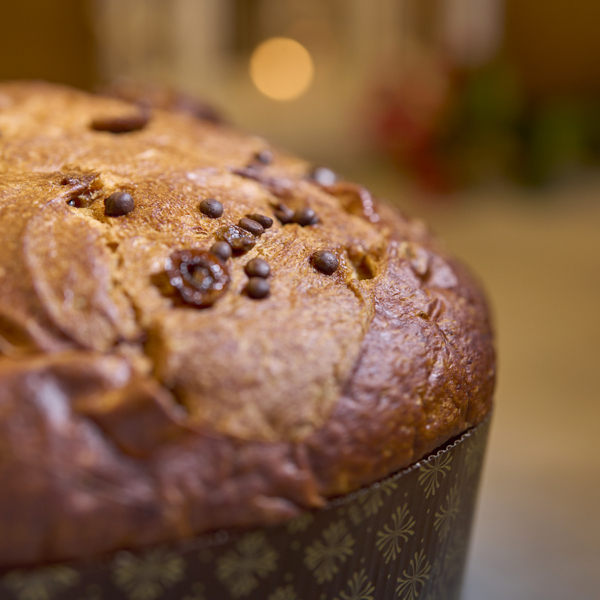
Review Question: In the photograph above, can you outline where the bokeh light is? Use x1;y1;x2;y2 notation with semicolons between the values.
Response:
250;37;314;101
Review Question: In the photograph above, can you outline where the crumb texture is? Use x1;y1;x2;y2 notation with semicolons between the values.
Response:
0;81;495;567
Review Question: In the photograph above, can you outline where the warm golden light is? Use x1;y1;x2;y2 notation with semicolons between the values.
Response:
250;37;314;101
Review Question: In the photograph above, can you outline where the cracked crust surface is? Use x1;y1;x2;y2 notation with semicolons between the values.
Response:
0;81;495;567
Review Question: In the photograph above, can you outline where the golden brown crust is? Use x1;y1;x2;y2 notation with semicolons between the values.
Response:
0;81;495;567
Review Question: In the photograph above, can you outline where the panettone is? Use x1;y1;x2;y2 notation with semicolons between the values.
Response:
0;81;495;568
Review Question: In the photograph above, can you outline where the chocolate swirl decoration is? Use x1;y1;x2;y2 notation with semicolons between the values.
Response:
165;250;230;308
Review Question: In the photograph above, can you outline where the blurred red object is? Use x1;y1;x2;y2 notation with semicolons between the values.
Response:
367;44;456;193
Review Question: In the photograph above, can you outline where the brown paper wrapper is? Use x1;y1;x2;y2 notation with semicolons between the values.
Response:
0;416;490;600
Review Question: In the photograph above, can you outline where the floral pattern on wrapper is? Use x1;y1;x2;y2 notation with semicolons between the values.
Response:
0;418;491;600
112;549;184;600
304;521;355;584
216;533;278;598
418;454;453;498
2;567;79;600
375;504;416;564
396;550;432;600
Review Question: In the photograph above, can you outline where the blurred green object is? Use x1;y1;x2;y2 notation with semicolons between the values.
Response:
372;57;600;193
443;61;525;187
525;101;588;186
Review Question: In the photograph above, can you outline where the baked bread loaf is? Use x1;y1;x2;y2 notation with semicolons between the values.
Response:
0;81;495;568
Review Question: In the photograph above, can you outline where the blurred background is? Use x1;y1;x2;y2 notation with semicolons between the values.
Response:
1;1;599;598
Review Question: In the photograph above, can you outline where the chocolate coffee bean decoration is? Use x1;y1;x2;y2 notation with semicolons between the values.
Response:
209;241;232;261
200;198;223;218
312;250;339;275
104;192;135;217
245;277;270;299
91;112;149;133
244;258;270;279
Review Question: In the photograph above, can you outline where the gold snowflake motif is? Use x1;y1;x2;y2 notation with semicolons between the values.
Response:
358;479;398;518
215;531;278;598
396;550;432;600
2;566;79;600
417;453;453;498
434;485;462;542
112;548;185;600
267;584;299;600
304;520;355;584
334;569;375;600
347;503;364;526
375;503;416;564
422;559;442;600
286;512;314;534
182;582;206;600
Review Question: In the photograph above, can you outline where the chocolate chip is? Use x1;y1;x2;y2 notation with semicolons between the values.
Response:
245;277;270;299
309;166;337;186
312;250;339;275
217;225;256;254
274;204;294;224
91;112;149;134
200;198;223;218
254;150;273;165
275;211;291;224
247;213;273;229
104;192;135;217
292;207;319;226
244;258;270;279
238;217;265;237
165;249;230;308
209;241;232;261
232;166;260;180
